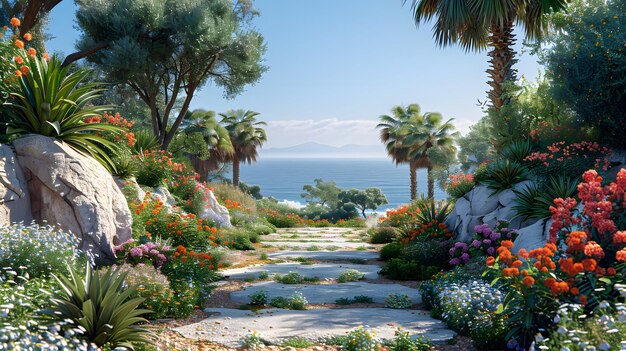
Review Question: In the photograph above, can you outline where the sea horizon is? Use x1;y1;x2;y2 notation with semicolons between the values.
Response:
240;157;446;212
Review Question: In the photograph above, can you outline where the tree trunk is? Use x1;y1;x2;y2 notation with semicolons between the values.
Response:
232;154;240;187
427;165;434;201
187;154;210;183
361;208;367;218
410;161;417;201
486;20;518;112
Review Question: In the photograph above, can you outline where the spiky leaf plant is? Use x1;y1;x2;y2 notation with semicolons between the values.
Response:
42;264;152;350
4;55;120;171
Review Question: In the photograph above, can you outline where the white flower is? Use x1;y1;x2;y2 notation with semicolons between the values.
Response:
557;326;568;334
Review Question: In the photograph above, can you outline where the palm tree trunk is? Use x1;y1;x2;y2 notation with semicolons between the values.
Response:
232;154;240;187
410;161;417;201
486;20;518;112
427;165;434;201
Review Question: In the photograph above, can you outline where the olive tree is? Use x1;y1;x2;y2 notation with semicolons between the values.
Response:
75;0;267;149
338;188;388;218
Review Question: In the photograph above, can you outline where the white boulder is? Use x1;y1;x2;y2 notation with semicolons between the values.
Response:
13;135;132;261
0;144;32;224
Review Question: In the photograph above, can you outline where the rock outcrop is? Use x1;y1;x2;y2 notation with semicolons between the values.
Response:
13;135;132;261
199;188;232;228
0;144;33;224
445;182;549;251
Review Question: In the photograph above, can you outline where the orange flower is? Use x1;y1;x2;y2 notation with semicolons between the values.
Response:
584;241;605;259
617;249;626;262
518;249;529;260
582;258;597;271
501;240;514;249
20;65;28;76
14;56;23;64
23;33;32;41
10;17;20;27
522;276;535;287
511;260;523;268
579;295;588;305
607;267;616;275
27;48;36;57
14;40;24;49
486;256;495;266
570;287;579;295
42;52;49;60
14;70;22;77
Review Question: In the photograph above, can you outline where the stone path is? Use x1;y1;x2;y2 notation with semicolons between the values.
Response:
175;227;455;347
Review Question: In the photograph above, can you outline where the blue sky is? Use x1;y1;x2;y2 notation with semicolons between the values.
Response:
47;0;541;148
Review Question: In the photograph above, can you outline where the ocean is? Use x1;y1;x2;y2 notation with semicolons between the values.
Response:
240;158;445;211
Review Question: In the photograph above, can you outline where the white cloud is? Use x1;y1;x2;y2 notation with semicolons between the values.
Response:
262;118;380;148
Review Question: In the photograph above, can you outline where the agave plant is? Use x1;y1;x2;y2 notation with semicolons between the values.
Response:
130;128;159;155
513;175;578;221
501;140;534;164
42;264;152;350
479;160;529;193
412;196;451;224
4;55;120;171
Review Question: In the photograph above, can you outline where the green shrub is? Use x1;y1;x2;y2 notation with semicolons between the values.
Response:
501;140;534;164
42;265;152;349
384;329;435;351
380;243;404;261
385;293;412;309
245;222;275;235
5;56;120;171
379;259;420;281
221;227;256;250
0;276;56;327
404;239;451;271
479;160;528;192
111;148;139;179
239;331;265;349
275;271;320;284
256;197;300;215
115;263;174;320
444;173;475;199
269;292;308;310
368;226;401;244
337;269;365;283
335;295;374;305
130;128;159;154
249;290;268;305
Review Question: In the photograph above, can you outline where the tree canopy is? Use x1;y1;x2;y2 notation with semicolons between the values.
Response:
75;0;267;149
338;188;388;218
542;0;626;147
301;178;342;208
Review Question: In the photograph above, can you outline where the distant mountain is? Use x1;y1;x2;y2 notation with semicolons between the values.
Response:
260;142;386;158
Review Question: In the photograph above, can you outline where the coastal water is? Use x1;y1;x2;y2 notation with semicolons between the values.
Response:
240;158;445;211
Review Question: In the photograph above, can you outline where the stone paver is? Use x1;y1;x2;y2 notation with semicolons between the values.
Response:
175;308;455;347
268;250;379;261
262;241;372;249
230;281;421;304
221;262;381;280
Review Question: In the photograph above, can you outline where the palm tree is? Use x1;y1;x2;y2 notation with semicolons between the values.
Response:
183;110;234;182
220;109;267;187
403;112;459;199
407;0;568;111
377;104;423;200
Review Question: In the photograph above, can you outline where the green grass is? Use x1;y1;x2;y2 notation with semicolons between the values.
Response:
259;253;269;260
355;246;368;251
306;246;321;251
281;337;316;348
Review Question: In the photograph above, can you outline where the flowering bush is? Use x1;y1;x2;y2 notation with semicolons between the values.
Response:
113;239;170;269
338;269;365;283
534;300;626;351
0;320;98;351
379;206;420;232
400;219;452;244
260;208;306;228
444;173;475;199
0;223;87;279
385;293;412;309
525;141;611;179
335;218;367;228
342;326;381;351
133;149;186;188
130;195;222;250
438;281;506;348
85;111;136;147
449;222;517;266
485;167;626;349
114;263;175;319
